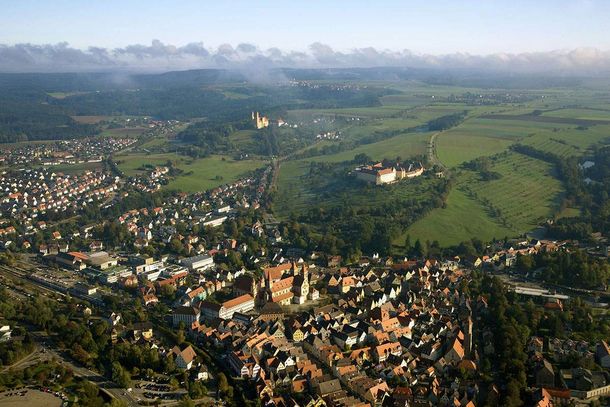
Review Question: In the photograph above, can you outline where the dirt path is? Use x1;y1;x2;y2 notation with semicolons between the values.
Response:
427;131;443;168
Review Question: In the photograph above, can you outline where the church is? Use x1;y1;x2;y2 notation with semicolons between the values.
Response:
263;261;310;305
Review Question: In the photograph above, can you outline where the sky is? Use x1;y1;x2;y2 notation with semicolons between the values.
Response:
2;0;609;54
0;0;609;73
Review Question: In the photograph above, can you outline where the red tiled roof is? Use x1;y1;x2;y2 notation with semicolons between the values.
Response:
222;294;254;310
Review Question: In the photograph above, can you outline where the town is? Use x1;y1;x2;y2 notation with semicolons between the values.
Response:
0;128;609;407
2;6;610;405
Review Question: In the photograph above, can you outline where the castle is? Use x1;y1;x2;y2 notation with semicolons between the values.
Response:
252;111;269;129
355;161;424;185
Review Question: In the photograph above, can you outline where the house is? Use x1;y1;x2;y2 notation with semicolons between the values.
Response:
535;359;555;388
180;254;214;271
444;337;465;365
0;325;11;342
55;251;88;270
131;322;154;341
317;378;342;398
107;312;121;326
171;345;197;370
201;294;255;320
596;341;610;368
173;306;200;327
195;365;209;381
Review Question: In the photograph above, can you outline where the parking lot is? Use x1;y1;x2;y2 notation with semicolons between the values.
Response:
0;387;66;407
133;380;187;403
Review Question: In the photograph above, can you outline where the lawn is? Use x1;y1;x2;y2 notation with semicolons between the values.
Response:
169;156;266;192
115;153;267;192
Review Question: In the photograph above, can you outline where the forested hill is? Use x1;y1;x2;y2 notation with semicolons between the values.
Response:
0;67;594;144
0;69;394;143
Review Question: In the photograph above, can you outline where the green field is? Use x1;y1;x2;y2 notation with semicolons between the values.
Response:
437;133;515;168
519;125;610;156
116;153;266;192
266;84;610;247
315;131;429;164
543;107;610;120
100;127;148;138
406;151;563;245
52;161;103;174
404;188;513;247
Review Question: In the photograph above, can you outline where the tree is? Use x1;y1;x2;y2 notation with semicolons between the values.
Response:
189;380;207;399
404;234;412;251
176;330;185;345
354;153;371;164
111;362;132;388
178;397;195;407
413;239;424;257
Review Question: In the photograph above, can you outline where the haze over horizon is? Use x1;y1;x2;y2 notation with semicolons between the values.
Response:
1;0;610;74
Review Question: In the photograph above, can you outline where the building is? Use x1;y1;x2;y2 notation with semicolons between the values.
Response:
597;341;610;368
180;254;214;271
55;251;88;270
0;325;11;342
173;306;201;327
354;161;424;185
201;294;255;320
86;251;119;270
264;262;311;305
171;345;197;370
252;111;269;129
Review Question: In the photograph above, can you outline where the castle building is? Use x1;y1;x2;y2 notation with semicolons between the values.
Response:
355;161;424;185
252;111;270;129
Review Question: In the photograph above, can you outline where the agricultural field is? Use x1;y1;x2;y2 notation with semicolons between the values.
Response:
436;117;577;168
403;188;513;247
312;131;429;164
51;161;103;174
436;132;515;168
100;127;148;138
115;152;266;192
542;107;610;120
518;125;610;156
406;151;563;245
271;84;610;248
286;106;409;120
228;129;259;152
70;115;113;124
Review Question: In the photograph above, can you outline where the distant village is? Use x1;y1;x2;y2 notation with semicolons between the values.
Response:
0;137;136;167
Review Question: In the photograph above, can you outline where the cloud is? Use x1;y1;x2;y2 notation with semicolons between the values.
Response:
0;40;609;75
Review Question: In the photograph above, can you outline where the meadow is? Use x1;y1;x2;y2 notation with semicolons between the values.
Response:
405;151;563;246
115;152;266;192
